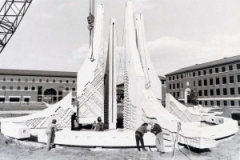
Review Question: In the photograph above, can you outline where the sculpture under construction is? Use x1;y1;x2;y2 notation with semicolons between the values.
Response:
0;1;238;152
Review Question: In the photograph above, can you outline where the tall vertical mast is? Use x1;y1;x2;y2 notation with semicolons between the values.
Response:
87;0;95;61
108;19;117;129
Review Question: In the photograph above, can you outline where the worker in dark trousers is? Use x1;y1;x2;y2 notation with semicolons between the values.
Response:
71;112;78;130
135;123;148;151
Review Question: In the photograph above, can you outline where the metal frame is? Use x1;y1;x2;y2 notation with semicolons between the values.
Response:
0;0;32;54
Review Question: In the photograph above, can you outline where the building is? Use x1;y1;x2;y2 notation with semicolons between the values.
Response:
165;55;240;107
0;69;77;110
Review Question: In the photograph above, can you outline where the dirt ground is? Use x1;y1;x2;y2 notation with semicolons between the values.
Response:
0;127;240;160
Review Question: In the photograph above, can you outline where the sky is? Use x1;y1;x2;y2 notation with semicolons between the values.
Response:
0;0;240;77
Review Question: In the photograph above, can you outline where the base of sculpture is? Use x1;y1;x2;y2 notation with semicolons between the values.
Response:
33;129;175;152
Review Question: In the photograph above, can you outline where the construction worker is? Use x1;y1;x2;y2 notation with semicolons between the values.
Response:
150;121;165;153
95;117;104;131
46;119;58;151
135;123;148;151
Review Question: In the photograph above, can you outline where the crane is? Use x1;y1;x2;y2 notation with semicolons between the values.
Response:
0;0;32;54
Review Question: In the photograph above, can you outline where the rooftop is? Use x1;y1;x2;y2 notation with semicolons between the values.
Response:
0;69;77;78
165;55;240;76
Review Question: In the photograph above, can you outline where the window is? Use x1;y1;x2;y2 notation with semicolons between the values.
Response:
24;86;28;91
193;72;195;77
181;83;183;88
2;86;6;90
169;84;171;89
222;66;226;72
209;69;212;74
72;88;76;91
181;74;183;79
224;101;227;106
205;101;208;106
216;77;220;85
46;79;49;83
37;96;42;102
199;101;202;105
231;101;235;106
238;87;240;94
60;80;62;83
177;92;179;97
204;90;208;96
53;80;56;83
17;86;21;90
58;91;63;95
210;89;214;96
217;101;220;106
198;71;201;76
32;87;35;91
32;79;35;82
237;64;240;69
25;79;28;82
210;78;213;85
222;77;227;84
210;101;214;106
204;79;207;86
39;79;42;82
177;83;179;88
66;80;69;83
203;70;206;75
230;88;235;95
198;80;202;86
18;78;21;82
176;75;179;79
24;97;30;103
73;80;76;83
3;78;6;81
216;89;220;95
173;84;175;89
215;68;219;73
9;97;20;102
198;90;202;96
66;87;69;91
229;65;233;71
229;75;234;83
238;75;240;82
10;78;13;81
0;98;5;102
9;86;13;90
223;88;227;95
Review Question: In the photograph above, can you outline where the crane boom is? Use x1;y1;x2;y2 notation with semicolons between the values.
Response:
0;0;32;54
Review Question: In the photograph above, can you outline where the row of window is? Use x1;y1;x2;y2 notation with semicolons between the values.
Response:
0;86;76;91
171;87;240;98
198;87;240;97
169;75;240;89
198;100;240;107
0;78;75;83
168;63;240;81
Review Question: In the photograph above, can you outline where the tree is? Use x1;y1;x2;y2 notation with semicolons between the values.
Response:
188;88;198;105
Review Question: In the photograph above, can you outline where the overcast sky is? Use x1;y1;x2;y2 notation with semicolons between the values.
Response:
0;0;240;77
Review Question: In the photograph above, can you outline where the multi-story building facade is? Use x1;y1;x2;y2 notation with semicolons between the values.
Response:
0;69;77;110
165;55;240;107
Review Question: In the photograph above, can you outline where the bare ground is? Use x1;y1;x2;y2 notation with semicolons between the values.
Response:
1;127;240;160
